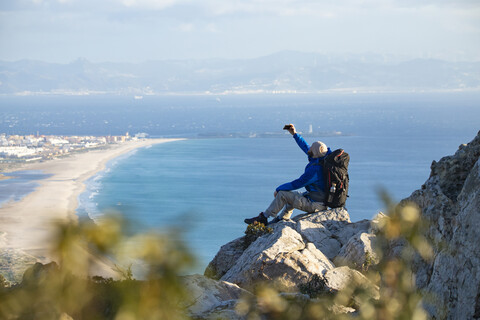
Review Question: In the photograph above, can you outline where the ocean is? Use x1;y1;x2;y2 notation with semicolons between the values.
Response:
1;92;479;271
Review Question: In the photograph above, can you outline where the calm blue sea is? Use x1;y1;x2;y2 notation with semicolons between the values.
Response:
1;93;479;271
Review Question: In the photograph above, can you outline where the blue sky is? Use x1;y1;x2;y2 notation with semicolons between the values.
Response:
1;0;479;63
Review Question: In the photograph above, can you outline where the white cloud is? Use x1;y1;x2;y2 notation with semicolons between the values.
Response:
120;0;180;9
205;22;219;33
29;0;74;5
4;0;479;18
177;22;194;32
200;0;387;18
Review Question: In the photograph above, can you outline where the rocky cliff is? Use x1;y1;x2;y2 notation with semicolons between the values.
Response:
202;130;480;319
406;131;480;319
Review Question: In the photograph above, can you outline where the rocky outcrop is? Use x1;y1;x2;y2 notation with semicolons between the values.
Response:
204;237;245;280
406;131;480;319
323;266;379;304
205;208;358;286
205;207;376;297
181;274;252;319
294;214;369;260
334;232;379;270
220;225;333;291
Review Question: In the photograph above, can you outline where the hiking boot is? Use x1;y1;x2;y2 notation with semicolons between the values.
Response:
244;212;268;225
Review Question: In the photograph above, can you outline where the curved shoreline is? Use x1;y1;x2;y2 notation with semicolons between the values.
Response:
0;138;183;276
75;146;142;220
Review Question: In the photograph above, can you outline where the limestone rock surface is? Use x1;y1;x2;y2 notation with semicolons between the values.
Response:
295;219;341;259
406;131;480;320
182;274;251;319
220;226;307;290
334;232;379;270
207;209;373;292
204;237;245;280
292;207;351;223
323;266;379;304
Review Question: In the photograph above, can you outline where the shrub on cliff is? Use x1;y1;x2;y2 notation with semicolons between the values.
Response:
244;221;273;249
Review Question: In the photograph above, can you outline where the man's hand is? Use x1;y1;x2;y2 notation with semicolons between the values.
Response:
287;124;296;135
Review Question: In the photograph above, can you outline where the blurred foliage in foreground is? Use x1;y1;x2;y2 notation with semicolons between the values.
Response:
0;216;196;320
0;194;433;319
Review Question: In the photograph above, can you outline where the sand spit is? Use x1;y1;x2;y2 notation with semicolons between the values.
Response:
0;138;183;278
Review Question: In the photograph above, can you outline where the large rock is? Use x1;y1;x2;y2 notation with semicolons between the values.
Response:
182;274;252;319
291;209;359;259
295;218;371;262
323;219;371;247
204;237;245;280
323;266;379;304
406;131;480;319
220;226;306;290
250;243;334;292
292;207;351;223
334;232;379;270
296;220;341;259
206;208;378;292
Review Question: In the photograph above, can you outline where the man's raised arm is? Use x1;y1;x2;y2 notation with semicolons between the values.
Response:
286;124;310;155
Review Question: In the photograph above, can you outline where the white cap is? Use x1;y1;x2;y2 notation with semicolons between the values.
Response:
309;141;328;158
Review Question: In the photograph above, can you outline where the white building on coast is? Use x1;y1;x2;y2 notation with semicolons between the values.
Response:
0;146;43;158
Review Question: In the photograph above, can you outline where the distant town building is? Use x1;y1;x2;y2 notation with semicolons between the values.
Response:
0;146;43;158
134;132;148;139
0;133;133;163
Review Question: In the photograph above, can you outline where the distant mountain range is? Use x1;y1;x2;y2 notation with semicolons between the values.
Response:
1;51;479;95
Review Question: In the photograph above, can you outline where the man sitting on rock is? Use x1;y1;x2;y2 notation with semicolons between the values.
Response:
244;124;332;225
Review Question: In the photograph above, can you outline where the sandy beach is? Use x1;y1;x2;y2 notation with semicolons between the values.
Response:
0;138;182;277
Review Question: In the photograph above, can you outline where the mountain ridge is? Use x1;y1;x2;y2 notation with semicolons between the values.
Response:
1;51;479;95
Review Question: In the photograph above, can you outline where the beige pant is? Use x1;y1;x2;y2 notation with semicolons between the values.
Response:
264;190;326;219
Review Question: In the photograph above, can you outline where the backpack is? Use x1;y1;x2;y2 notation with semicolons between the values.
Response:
323;149;349;208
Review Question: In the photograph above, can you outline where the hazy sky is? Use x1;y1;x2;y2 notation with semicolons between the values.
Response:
1;0;479;63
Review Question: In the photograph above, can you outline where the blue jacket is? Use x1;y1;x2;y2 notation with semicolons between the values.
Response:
276;133;331;193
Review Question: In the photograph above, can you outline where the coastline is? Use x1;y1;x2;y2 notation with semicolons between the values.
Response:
0;138;183;278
